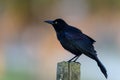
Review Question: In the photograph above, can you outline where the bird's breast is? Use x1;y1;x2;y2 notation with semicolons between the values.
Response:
57;33;79;54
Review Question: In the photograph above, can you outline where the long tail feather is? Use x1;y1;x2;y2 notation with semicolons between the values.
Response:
95;58;108;78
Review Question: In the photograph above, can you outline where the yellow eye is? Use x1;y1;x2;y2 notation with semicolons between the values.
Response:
55;21;58;24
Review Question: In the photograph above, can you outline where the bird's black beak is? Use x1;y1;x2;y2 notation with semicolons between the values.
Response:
44;20;54;24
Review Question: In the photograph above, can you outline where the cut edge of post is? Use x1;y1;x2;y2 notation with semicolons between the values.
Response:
57;61;81;80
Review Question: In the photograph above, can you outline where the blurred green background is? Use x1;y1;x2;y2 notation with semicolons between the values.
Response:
0;0;120;80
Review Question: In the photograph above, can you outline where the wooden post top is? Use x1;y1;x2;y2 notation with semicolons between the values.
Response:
57;61;81;80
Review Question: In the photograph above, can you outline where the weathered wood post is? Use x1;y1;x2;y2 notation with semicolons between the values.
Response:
57;61;81;80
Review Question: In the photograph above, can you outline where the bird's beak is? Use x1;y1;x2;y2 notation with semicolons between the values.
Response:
44;20;54;24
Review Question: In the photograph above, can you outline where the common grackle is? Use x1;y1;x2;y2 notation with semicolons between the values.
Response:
44;18;107;78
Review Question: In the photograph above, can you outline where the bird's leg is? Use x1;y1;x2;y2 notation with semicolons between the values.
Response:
68;55;77;62
73;55;80;62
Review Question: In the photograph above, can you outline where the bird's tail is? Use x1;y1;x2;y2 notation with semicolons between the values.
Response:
95;57;108;78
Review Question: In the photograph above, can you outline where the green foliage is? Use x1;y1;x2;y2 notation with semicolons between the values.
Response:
3;70;37;80
87;0;120;11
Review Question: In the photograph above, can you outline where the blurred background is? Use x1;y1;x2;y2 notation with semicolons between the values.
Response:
0;0;120;80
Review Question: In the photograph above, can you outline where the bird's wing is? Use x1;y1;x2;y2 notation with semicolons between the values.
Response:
64;31;97;56
84;34;96;44
66;25;96;44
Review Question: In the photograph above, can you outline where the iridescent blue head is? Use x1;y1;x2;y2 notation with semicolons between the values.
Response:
44;18;68;32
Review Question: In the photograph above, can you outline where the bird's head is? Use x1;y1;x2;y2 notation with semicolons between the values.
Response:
44;18;68;32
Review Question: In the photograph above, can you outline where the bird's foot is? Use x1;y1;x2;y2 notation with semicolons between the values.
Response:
73;60;77;62
68;60;72;63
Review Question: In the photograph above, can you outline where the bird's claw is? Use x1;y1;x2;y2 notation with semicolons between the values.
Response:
68;60;71;63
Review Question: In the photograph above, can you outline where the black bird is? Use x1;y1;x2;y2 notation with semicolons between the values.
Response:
44;18;107;78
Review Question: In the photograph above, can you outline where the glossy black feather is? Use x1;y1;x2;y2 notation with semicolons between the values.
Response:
45;18;107;78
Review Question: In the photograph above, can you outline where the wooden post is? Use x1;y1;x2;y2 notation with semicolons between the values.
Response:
57;61;81;80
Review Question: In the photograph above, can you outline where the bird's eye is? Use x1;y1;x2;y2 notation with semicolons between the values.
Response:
54;21;58;24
